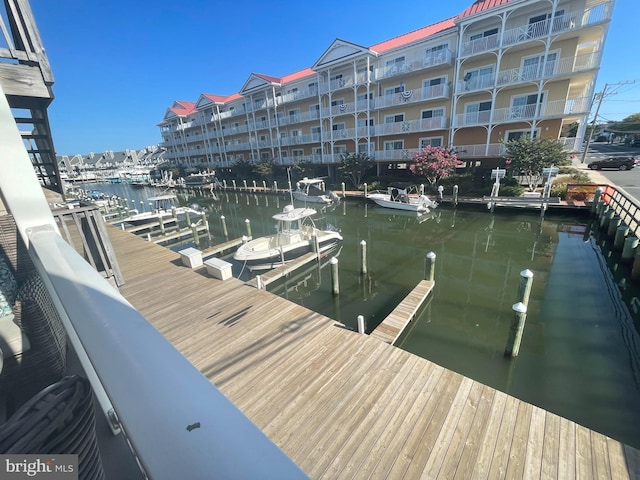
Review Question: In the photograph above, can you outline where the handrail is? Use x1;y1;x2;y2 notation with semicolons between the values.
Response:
601;185;640;239
0;86;306;479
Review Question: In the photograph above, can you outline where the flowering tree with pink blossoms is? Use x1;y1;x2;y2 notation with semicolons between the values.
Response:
409;145;461;190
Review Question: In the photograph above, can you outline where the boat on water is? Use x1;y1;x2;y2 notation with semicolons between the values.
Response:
292;178;340;204
367;183;438;213
233;205;343;271
120;194;200;225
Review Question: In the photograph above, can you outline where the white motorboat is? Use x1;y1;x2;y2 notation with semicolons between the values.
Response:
121;194;200;225
292;178;339;204
233;205;343;271
367;183;438;213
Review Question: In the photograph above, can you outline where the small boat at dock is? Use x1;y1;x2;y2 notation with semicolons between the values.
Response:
120;194;200;225
233;204;343;271
367;183;438;213
293;178;339;204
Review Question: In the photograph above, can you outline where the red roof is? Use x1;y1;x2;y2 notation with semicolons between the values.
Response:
370;17;457;53
253;73;281;84
169;101;196;117
280;67;315;84
457;0;514;19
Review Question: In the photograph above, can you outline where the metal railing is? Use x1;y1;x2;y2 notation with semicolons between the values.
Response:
601;185;640;239
0;87;307;479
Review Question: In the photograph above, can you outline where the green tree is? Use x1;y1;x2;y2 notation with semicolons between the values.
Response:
289;159;318;180
608;113;640;133
409;145;460;191
338;152;374;189
231;158;253;180
252;159;275;182
503;136;569;191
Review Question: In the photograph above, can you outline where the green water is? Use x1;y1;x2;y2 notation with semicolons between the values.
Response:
82;184;640;449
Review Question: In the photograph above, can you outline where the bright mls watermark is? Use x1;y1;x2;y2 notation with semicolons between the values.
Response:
0;455;77;479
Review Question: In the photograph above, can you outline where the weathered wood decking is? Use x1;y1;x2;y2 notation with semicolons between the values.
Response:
108;226;640;479
371;279;434;344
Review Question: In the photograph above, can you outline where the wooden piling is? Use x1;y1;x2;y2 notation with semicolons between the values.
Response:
517;269;534;306
505;302;528;357
599;206;611;229
621;236;638;262
357;315;365;334
245;219;252;238
158;215;165;235
191;224;199;246
453;185;459;206
614;225;629;250
592;187;603;213
424;252;436;281
330;257;339;295
341;182;345;198
607;215;622;237
359;240;367;275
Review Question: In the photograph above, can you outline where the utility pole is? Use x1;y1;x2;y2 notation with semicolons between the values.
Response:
581;83;607;163
580;80;638;163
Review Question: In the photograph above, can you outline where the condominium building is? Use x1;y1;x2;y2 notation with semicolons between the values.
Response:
159;0;614;175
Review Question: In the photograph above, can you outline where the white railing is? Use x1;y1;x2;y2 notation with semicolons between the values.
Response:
460;2;612;57
277;109;320;126
0;87;306;479
374;116;448;136
495;51;600;87
558;137;581;151
279;132;321;146
455;143;505;158
375;83;450;109
456;73;495;93
373;149;418;161
277;87;318;105
318;75;356;94
375;48;453;80
455;96;590;127
322;101;356;117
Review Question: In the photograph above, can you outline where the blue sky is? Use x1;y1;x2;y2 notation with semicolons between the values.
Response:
29;0;640;156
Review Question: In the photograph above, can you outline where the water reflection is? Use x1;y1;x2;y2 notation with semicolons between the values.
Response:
80;183;640;448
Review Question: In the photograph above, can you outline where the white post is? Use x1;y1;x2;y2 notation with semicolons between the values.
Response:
360;240;367;275
357;315;365;334
330;257;339;295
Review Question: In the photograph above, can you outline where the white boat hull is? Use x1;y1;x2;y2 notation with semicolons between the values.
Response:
367;194;436;213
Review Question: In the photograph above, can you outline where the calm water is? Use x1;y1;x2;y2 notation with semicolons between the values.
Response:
80;182;640;448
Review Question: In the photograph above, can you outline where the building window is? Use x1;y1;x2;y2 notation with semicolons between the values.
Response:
260;152;270;161
385;85;405;96
463;66;494;90
470;27;498;41
292;149;304;157
332;123;345;130
505;129;539;142
419;137;443;148
358;142;374;155
464;101;492;123
331;98;345;106
333;145;347;154
385;114;404;123
510;93;545;118
422;108;444;119
520;51;558;80
357;119;374;127
384;140;404;150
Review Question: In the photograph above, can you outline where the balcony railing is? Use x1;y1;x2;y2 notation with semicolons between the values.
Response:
457;73;496;93
374;149;418;161
460;1;613;57
278;109;320;126
455;143;505;158
375;48;453;80
454;96;590;127
495;51;601;87
279;132;321;146
318;75;356;94
322;102;356;117
375;83;450;109
277;87;319;106
374;116;448;136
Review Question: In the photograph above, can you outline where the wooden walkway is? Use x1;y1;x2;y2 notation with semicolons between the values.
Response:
371;279;434;344
107;225;640;479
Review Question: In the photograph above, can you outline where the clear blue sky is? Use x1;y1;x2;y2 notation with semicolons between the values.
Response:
29;0;640;156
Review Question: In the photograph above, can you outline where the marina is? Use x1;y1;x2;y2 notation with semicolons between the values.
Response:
79;181;640;451
103;216;640;478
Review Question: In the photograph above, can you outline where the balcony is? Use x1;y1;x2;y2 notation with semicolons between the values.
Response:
277;109;320;126
277;87;319;106
495;51;601;87
375;49;453;80
454;96;590;127
375;83;450;109
460;1;613;57
279;132;321;146
455;143;505;158
374;116;448;136
456;73;496;93
322;101;356;118
318;75;356;94
374;148;418;161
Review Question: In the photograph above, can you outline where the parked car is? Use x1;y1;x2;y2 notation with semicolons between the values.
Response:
587;156;637;171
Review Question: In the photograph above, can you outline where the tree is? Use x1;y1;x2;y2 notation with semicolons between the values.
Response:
503;136;569;191
409;145;460;190
252;159;275;182
338;152;374;189
607;113;640;134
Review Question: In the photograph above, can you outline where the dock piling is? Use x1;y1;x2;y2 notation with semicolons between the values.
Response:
221;215;228;238
517;269;534;306
360;240;367;275
592;187;603;214
607;215;622;237
453;185;459;206
191;224;199;246
245;219;252;238
614;225;629;250
505;302;528;357
622;236;639;262
424;252;436;281
341;182;345;198
357;315;365;334
331;257;339;295
158;215;165;235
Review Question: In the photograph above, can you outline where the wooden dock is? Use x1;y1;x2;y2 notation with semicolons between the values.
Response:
370;279;434;344
201;236;247;257
106;225;640;479
253;252;318;288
